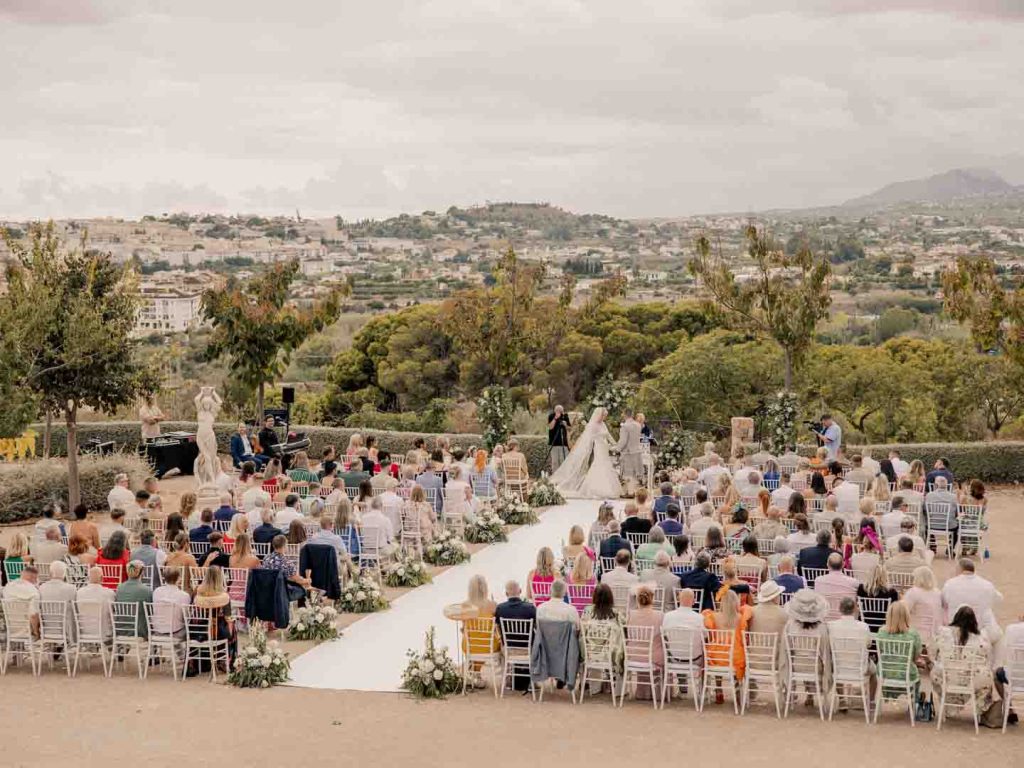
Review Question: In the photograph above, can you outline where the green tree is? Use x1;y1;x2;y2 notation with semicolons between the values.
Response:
874;307;918;342
1;223;158;508
201;261;344;419
690;226;831;389
942;256;1024;366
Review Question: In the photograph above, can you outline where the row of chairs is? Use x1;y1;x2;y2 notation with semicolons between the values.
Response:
0;599;230;681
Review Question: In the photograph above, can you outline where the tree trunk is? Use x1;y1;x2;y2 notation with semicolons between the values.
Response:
66;404;80;512
43;411;52;458
783;349;793;391
257;381;265;422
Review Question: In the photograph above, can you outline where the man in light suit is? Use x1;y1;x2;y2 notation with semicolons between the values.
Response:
615;409;644;483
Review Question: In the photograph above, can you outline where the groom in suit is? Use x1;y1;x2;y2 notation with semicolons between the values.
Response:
615;409;644;483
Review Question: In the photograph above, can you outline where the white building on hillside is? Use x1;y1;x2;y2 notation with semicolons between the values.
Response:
135;290;203;334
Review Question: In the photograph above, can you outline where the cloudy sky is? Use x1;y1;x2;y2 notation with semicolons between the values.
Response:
2;0;1022;220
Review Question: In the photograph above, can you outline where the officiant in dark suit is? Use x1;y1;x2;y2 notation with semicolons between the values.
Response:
547;405;571;473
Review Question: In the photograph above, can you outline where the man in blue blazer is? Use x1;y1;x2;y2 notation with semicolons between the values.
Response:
230;422;266;469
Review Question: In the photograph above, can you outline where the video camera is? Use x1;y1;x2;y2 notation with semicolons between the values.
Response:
803;419;825;436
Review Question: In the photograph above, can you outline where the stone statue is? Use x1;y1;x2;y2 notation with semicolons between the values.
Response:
193;386;222;504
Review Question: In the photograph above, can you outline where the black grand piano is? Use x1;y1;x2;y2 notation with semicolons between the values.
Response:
141;431;200;478
268;432;311;465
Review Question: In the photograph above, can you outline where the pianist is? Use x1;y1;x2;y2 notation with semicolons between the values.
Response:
257;416;281;464
230;423;267;469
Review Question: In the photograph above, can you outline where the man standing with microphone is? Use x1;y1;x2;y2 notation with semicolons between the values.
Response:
547;405;571;473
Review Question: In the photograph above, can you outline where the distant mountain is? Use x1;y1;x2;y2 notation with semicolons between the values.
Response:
842;168;1016;208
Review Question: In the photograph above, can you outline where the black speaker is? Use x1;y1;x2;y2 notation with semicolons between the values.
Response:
282;386;295;404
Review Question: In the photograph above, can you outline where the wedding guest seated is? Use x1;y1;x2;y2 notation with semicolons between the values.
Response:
941;558;1002;636
602;550;639;591
880;495;910;539
202;532;232;568
784;589;832;700
628;585;666;699
114;561;153;637
697;526;730;563
688;502;719;537
252;507;283;545
188;509;215;545
192;566;237;672
886;517;932;564
563;525;595;563
165;533;199;593
494;579;536;691
227;533;262;570
887;536;927;576
67;504;101;551
875;600;927;712
76;566;114;640
3;564;41;635
362;495;396;547
716;559;753;606
932;606;1001;728
416;453;445;517
753;505;787;541
663;588;705;663
262;535;311;605
766;537;789;570
153;567;191;637
814;553;859;603
796;530;836;575
774;555;805;594
848;524;883;576
635;487;653;521
658;503;684;536
750;580;788;637
569;552;597;586
735;535;769;580
288;451;318;484
132;529;167;587
100;507;130;542
526;547;558;602
703;589;751;692
620;501;652;537
723;505;751;540
828;596;876;690
589;502;616;543
652;482;676;519
676;467;703;499
32;527;67;565
274;494;303;529
679;554;722;612
308;517;347;555
688;489;710;525
599;521;632;560
640;550;681;610
636;527;674;561
787;513;816;552
537;580;580;628
213;493;237;525
95;531;131;589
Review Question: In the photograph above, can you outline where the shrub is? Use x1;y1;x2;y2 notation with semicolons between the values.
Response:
0;453;151;523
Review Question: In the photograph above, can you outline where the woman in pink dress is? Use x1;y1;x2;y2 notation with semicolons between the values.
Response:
525;547;556;604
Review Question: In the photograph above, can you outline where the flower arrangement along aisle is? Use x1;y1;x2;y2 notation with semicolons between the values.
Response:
527;473;565;507
228;623;290;688
464;505;507;544
494;490;539;526
424;529;470;566
287;589;339;642
339;569;390;613
401;626;464;699
384;550;433;588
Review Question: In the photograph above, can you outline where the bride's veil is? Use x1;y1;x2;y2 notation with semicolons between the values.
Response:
549;408;605;494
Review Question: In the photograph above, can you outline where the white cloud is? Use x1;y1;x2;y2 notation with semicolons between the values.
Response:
1;1;1021;219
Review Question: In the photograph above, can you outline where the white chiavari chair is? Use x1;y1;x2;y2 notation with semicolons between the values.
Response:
579;620;622;706
701;628;739;714
784;633;825;719
567;583;595;614
874;636;917;726
38;600;74;675
2;599;40;675
498;617;535;699
622;624;660;709
462;617;500;696
72;601;111;677
144;602;185;680
936;643;985;733
183;605;230;682
742;631;782;717
110;602;146;678
925;502;955;559
828;636;872;723
662;626;703;710
1002;643;1024;732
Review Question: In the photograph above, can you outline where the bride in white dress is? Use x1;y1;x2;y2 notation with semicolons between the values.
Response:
549;407;622;499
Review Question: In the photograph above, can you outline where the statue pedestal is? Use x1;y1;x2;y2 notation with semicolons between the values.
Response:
195;483;221;515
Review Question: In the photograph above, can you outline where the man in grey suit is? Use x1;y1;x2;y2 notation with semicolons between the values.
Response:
615;409;644;482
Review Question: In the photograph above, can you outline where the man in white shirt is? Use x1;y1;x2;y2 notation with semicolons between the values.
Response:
31;527;68;565
880;496;910;539
3;565;41;635
843;455;873;490
860;450;880;479
688;503;720;538
536;580;580;629
829;596;877;690
107;473;136;513
884;518;932;564
361;496;395;545
735;469;762;498
323;477;347;507
888;450;910;479
601;551;639;590
38;561;77;604
76;566;115;640
942;558;1002;630
152;568;191;637
241;476;272;514
273;493;304;529
697;455;731;491
662;588;704;662
817;414;842;462
138;395;165;440
308;517;348;556
925;477;959;539
770;474;797;509
687;491;710;525
833;477;861;518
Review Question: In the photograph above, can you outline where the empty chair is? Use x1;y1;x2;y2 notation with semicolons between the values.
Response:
1002;642;1024;732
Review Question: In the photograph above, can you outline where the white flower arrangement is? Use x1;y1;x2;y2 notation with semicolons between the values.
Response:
339;569;390;613
384;549;433;587
401;626;464;699
287;589;340;642
424;529;471;566
494;489;539;526
476;386;512;450
228;623;290;688
585;374;635;420
656;429;698;472
764;390;800;454
527;473;565;507
463;506;507;543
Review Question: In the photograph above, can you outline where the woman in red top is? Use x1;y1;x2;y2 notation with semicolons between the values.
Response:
94;530;130;590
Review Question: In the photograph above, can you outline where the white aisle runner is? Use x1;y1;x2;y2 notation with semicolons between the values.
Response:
287;498;603;692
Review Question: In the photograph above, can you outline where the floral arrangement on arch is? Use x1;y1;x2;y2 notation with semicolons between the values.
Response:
494;489;539;526
287;589;339;642
464;506;507;544
476;385;512;450
228;623;290;688
424;529;471;566
527;473;565;507
384;550;433;588
764;390;800;455
401;626;464;699
339;569;390;613
585;374;635;422
655;429;699;472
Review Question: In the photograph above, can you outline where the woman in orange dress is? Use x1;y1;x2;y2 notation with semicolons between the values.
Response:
702;589;753;699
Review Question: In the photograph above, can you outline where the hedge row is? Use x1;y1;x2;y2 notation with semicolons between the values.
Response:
0;453;151;524
31;422;1024;484
738;441;1024;484
35;422;554;478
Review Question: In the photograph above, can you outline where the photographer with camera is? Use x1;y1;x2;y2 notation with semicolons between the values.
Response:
808;413;842;462
547;405;572;472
